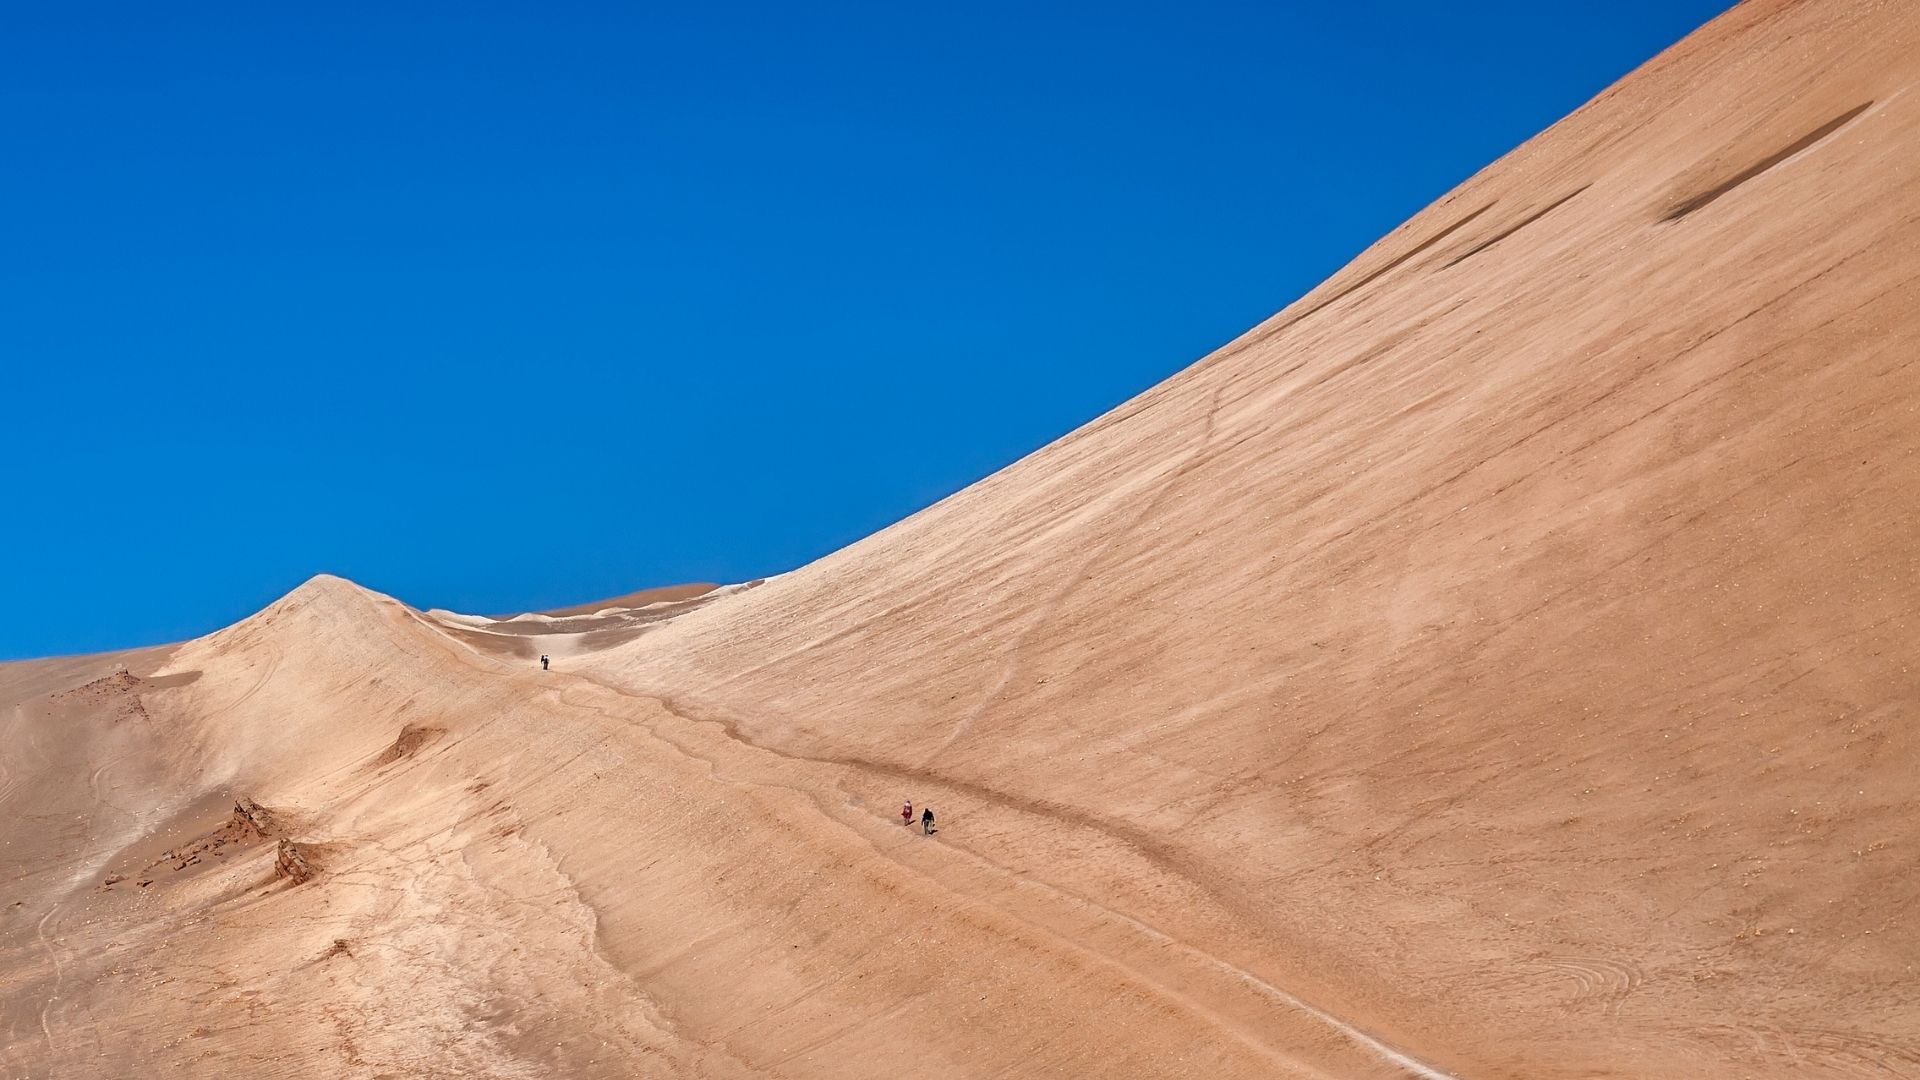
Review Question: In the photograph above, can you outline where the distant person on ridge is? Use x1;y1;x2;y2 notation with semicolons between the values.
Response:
921;806;935;835
901;799;914;828
540;654;550;671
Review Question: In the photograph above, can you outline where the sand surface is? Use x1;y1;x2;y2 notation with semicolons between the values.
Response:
5;1;1920;1076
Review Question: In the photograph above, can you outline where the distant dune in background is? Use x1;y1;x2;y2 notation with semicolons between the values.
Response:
519;583;720;620
4;1;1918;1076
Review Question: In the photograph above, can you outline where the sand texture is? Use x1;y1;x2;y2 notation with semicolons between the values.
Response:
5;1;1919;1076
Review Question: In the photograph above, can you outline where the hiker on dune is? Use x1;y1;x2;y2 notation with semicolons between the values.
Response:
901;799;914;827
540;654;550;671
922;807;936;835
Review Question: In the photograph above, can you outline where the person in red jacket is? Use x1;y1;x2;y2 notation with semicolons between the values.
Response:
901;800;914;827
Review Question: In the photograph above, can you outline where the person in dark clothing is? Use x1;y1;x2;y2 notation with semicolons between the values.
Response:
540;654;550;670
921;807;935;835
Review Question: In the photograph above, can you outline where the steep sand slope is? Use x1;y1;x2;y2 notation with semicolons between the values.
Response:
4;1;1919;1077
585;0;1920;1074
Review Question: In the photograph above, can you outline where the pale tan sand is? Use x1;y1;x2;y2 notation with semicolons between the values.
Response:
5;2;1920;1076
524;582;721;619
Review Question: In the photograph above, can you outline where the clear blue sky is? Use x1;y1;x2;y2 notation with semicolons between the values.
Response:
2;1;1729;659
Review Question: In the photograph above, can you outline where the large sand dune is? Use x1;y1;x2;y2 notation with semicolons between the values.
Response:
5;1;1919;1076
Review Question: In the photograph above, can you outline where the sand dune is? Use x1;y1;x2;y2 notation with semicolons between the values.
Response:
522;583;722;619
5;1;1919;1076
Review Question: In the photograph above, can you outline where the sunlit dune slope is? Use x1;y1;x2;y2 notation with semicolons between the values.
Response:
4;1;1919;1077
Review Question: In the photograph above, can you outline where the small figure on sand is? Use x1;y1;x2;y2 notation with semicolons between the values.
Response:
901;799;914;827
540;654;550;671
921;807;936;835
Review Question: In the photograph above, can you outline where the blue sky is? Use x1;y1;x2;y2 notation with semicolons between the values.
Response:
1;1;1730;659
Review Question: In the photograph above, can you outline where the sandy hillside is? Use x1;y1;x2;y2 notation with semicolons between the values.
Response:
5;1;1920;1076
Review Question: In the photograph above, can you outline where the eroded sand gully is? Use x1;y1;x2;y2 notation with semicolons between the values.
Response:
7;0;1920;1076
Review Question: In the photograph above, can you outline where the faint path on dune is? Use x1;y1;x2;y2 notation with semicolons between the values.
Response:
87;756;138;828
203;642;282;725
642;686;1457;1080
2;655;204;1080
2;701;70;1071
34;902;66;1071
539;664;1458;1080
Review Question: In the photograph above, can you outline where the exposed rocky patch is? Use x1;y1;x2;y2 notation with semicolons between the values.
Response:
102;797;281;889
230;797;274;839
275;840;316;885
53;669;150;723
369;723;447;768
